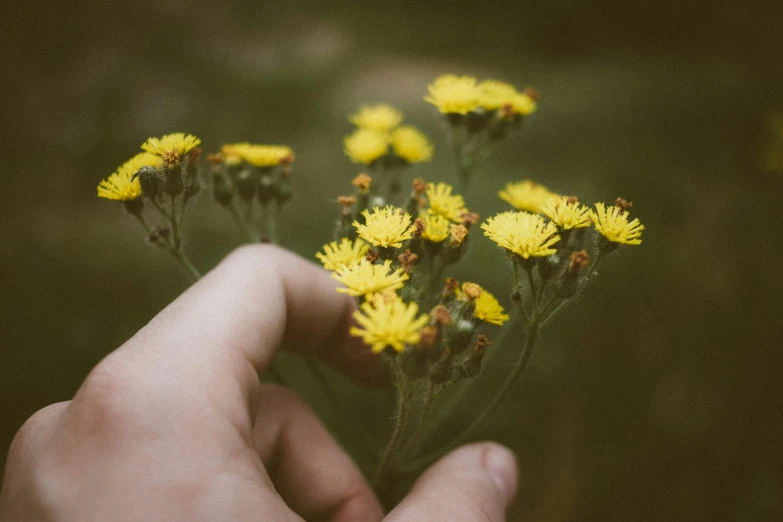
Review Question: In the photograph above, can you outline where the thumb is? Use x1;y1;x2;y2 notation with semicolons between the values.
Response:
385;443;517;521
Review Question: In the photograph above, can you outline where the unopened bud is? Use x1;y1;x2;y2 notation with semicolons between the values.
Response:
136;166;161;199
164;164;184;197
352;173;372;191
235;168;259;203
430;305;452;326
275;174;293;205
447;319;475;355
212;173;233;206
428;347;453;384
458;335;492;379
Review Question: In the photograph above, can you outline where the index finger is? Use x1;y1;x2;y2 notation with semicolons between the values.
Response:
81;245;385;414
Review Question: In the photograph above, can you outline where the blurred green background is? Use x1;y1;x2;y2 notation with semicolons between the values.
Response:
2;0;782;519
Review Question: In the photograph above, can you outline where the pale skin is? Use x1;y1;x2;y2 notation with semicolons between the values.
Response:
0;245;517;521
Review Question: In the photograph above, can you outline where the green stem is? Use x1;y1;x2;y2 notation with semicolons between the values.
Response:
374;359;411;487
448;125;469;192
402;382;436;458
266;203;280;244
170;195;180;249
229;202;260;243
169;248;202;282
525;263;539;317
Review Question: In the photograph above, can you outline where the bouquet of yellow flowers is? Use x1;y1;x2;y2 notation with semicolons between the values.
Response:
97;73;644;504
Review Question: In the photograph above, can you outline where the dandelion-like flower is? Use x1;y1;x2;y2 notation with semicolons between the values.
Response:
316;238;369;271
391;126;433;163
472;287;510;326
481;211;561;259
344;128;389;165
540;196;591;230
350;104;403;133
419;213;450;243
332;260;409;298
350;293;429;353
97;153;162;201
589;203;645;245
478;80;519;110
354;205;414;248
424;74;481;115
426;182;468;222
240;145;295;167
509;92;537;116
499;180;558;213
141;133;201;156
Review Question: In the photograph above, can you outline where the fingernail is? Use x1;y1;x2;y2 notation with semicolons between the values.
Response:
484;444;518;506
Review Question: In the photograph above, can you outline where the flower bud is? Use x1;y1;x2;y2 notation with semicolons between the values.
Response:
235;168;259;204
164;163;184;197
428;347;454;384
446;319;475;355
212;173;234;207
257;174;275;205
274;174;293;205
137;166;161;199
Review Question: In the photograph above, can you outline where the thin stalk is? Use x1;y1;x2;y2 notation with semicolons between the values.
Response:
402;382;436;458
525;263;539;317
170;195;180;249
448;125;469;192
229;202;260;243
266;203;280;244
169;249;202;282
374;359;411;487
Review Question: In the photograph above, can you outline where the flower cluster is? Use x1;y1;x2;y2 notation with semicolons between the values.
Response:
344;104;433;166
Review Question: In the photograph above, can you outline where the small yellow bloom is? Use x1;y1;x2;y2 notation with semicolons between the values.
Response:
316;238;369;271
240;145;295;167
589;203;645;245
344;128;389;165
391;126;433;163
478;80;519;110
419;213;450;243
141;133;201;156
456;283;509;325
350;104;403;133
499;180;558;213
540;196;591;230
97;153;162;201
481;211;561;259
426;182;468;222
354;205;414;248
509;92;537;116
332;260;409;298
350;293;429;353
424;74;481;115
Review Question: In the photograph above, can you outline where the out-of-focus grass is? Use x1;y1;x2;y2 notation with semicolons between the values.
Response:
1;1;782;519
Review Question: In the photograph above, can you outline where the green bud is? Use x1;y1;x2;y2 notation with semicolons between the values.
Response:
137;166;160;199
257;175;275;205
428;348;454;384
122;197;143;216
235;168;259;204
275;175;293;205
445;319;475;355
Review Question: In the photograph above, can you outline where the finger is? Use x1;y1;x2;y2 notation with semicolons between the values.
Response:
253;384;384;522
76;245;385;418
385;443;517;522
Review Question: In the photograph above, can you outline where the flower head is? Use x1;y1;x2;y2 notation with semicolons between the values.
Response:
481;211;561;259
344;128;389;165
540;196;591;230
316;238;369;271
426;182;468;222
240;145;295;167
589;202;645;245
350;104;403;132
141;133;201;156
424;74;481;115
419;213;450;243
478;80;519;110
509;92;537;116
391;126;433;163
350;292;429;353
354;205;414;248
499;180;558;213
97;152;162;201
332;260;409;298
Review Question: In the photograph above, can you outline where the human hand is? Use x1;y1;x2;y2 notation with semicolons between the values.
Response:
0;245;517;521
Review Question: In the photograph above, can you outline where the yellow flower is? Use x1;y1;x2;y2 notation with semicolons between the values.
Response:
344;128;389;165
588;203;645;245
478;80;519;110
350;104;403;132
498;180;558;213
424;74;481;115
426;182;468;222
350;292;428;353
509;92;537;116
332;260;409;298
316;238;369;271
419;213;450;243
221;143;249;165
540;196;591;230
458;283;509;326
354;205;414;248
481;211;561;259
141;133;201;156
391;126;433;163
97;153;162;201
240;145;295;167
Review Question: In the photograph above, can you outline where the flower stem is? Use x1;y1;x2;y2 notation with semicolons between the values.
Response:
229;202;261;243
402;382;436;458
265;203;280;244
374;359;411;487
